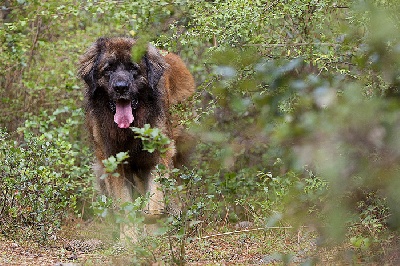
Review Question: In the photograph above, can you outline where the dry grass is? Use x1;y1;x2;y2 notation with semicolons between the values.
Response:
1;218;400;265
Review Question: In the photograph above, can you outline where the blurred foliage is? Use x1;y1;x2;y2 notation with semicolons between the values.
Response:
2;0;400;263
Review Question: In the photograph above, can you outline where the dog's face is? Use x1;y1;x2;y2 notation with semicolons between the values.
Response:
78;37;167;128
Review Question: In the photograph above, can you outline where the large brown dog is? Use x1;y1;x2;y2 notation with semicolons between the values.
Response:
78;37;195;239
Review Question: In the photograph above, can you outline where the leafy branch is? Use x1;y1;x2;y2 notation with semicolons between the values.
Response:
131;124;171;154
101;152;130;180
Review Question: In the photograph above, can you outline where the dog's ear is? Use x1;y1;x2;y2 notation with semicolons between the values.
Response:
144;44;167;90
78;38;107;92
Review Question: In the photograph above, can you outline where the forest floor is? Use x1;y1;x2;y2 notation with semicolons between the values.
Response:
0;218;397;265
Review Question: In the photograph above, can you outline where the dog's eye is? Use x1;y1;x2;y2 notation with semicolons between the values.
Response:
102;63;115;75
127;63;139;72
104;66;112;73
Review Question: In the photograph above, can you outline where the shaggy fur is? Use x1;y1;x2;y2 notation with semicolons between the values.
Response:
78;37;195;238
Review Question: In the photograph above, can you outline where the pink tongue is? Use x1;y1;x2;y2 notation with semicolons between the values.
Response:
114;100;134;128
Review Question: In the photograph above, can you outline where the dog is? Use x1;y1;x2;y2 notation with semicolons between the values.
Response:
78;37;195;240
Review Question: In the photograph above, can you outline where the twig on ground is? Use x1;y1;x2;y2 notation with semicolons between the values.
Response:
191;226;294;241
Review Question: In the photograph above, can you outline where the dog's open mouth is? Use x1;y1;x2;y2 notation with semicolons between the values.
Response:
113;99;138;128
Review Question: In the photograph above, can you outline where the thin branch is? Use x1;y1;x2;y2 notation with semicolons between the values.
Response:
190;226;294;241
244;42;340;48
332;5;349;9
27;15;42;70
213;34;218;47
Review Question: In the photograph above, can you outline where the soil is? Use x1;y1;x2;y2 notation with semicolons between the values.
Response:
0;219;318;265
2;219;397;265
0;235;107;266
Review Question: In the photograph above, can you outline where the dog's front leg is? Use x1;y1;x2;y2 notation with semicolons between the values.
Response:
105;176;132;205
143;144;176;223
103;165;140;243
143;170;166;224
94;160;133;209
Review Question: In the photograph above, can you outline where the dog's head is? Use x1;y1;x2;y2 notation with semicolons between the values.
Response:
78;37;167;128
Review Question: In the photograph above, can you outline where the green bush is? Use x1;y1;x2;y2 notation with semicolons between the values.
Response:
0;107;94;241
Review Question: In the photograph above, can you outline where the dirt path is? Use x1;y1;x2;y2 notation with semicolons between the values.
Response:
0;222;319;265
0;236;65;265
0;235;110;266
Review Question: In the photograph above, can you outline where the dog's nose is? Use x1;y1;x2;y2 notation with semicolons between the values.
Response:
114;81;129;93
